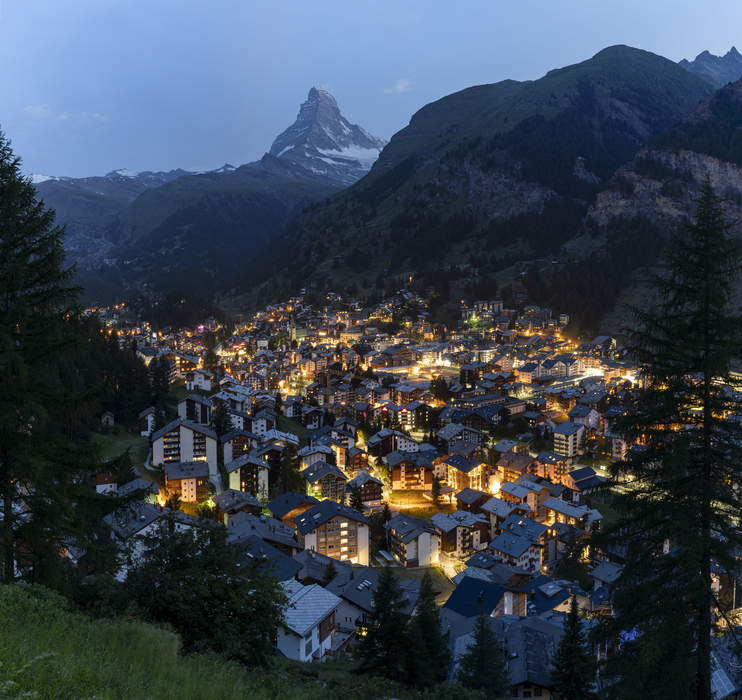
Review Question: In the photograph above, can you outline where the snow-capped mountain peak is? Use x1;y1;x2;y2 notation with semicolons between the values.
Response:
268;87;386;185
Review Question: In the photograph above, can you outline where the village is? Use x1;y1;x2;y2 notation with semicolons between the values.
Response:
79;287;656;696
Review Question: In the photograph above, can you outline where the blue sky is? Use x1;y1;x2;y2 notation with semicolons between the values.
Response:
2;0;741;177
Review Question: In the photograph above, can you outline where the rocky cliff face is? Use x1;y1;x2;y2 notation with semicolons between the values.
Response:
269;87;386;186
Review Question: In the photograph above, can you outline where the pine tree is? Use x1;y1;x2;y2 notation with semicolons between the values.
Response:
431;476;442;505
592;181;742;700
357;566;409;681
211;400;232;440
348;485;364;512
0;132;88;584
457;608;508;694
321;560;338;586
551;597;597;700
406;571;450;687
276;445;304;495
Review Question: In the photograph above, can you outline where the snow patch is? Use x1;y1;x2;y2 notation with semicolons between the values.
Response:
31;174;55;184
317;145;382;168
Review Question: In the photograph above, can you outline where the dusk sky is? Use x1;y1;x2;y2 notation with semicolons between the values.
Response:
2;0;741;177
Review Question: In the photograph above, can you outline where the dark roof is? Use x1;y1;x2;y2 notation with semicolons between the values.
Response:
347;470;383;488
294;500;369;535
225;453;268;473
152;417;217;442
522;575;571;615
103;502;165;539
444;454;481;474
117;478;158;497
443;577;506;617
213;488;261;513
501;514;548;542
455;488;489;505
267;492;320;519
326;566;420;616
242;535;301;581
385;513;438;543
164;461;210;481
181;393;213;407
490;532;534;558
301;461;347;484
292;549;352;583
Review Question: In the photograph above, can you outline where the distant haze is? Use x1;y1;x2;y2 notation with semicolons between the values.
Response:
1;0;741;177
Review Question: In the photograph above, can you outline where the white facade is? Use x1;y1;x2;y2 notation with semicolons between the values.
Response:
152;424;218;476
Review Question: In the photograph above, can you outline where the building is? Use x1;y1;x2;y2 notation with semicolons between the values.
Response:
385;451;434;491
431;510;489;558
302;462;348;503
385;514;440;567
347;471;384;506
177;394;213;425
268;492;320;529
277;579;341;662
163;461;211;503
553;421;584;459
225;453;269;497
295;500;370;565
151;418;218;477
213;488;262;525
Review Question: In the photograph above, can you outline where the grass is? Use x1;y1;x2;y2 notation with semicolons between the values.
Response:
91;429;150;468
0;584;469;700
277;415;313;445
389;490;456;521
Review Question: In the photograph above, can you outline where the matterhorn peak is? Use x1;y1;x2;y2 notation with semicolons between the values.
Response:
268;87;386;186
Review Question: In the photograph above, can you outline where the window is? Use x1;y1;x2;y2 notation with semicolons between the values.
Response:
534;690;542;697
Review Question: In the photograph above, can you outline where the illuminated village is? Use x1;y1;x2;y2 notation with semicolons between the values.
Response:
84;286;662;695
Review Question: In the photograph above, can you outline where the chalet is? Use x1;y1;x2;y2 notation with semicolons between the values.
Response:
163;461;211;503
268;492;320;529
213;488;262;525
431;510;489;558
489;531;541;572
568;404;600;430
564;466;605;501
295;500;370;565
385;514;440;567
220;429;260;464
443;577;527;619
243;536;301;582
151;418;218;476
226;511;299;556
277;579;341;662
436;423;483;453
366;428;418;457
385;451;434;491
302;462;348;503
346;446;368;475
534;450;570;484
297;445;334;471
480;497;520;537
455;488;491;513
542;496;602;533
347;470;383;506
185;369;213;392
496;452;537;485
117;477;158;501
177;394;213;425
442;455;487;492
225;453;269;497
326;565;420;630
138;407;156;437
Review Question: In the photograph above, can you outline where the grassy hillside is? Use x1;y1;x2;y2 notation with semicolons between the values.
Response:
0;584;468;700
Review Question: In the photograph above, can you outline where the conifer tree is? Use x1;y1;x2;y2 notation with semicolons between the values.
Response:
551;597;597;700
348;485;364;512
276;445;303;495
321;559;338;586
0;132;87;584
406;571;450;687
457;608;508;695
357;566;409;681
593;181;742;700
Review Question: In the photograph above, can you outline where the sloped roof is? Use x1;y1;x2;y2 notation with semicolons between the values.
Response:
294;499;368;535
280;581;341;637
